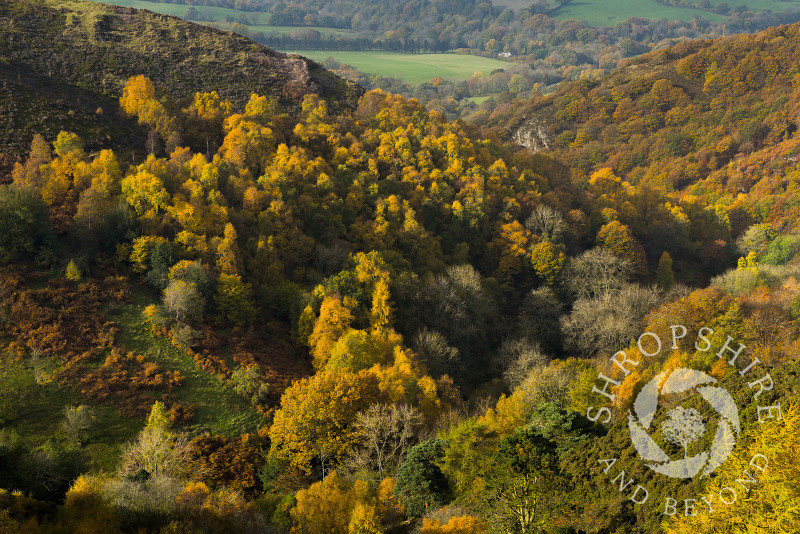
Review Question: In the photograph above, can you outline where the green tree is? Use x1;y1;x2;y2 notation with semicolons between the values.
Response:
0;185;52;262
394;439;449;517
483;425;563;534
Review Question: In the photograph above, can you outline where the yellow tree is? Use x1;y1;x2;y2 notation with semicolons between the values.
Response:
269;370;381;473
56;475;121;534
291;473;383;534
370;277;394;332
119;75;175;140
421;515;488;533
216;222;242;276
596;220;647;273
291;471;354;534
665;403;800;534
530;241;566;286
308;294;354;369
121;169;169;216
293;94;339;149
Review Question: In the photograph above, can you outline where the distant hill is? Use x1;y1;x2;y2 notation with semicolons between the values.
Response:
478;22;800;222
0;0;362;164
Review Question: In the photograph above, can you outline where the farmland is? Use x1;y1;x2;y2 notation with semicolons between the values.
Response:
287;51;509;85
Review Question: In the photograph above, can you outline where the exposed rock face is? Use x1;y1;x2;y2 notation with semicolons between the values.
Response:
513;119;551;152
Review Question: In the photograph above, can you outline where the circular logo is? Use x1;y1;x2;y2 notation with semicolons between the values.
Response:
628;367;740;479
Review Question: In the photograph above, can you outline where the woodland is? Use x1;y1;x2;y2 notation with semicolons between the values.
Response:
1;0;800;533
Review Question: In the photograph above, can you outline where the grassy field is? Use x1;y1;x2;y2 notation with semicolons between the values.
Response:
551;0;727;24
108;293;264;438
499;0;800;23
287;51;509;85
464;95;492;105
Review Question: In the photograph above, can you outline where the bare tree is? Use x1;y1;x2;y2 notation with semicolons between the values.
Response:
102;475;182;526
163;279;202;322
562;247;633;300
413;327;460;378
496;338;549;389
342;404;424;482
518;362;573;408
517;287;563;355
119;426;193;480
429;264;498;376
525;204;567;243
661;407;705;459
561;283;662;357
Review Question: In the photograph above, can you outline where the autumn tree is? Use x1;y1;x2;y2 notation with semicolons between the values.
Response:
308;294;354;369
269;370;381;474
65;260;81;282
214;274;256;327
163;280;202;322
216;223;242;276
325;329;395;373
121;169;169;216
370;277;394;332
119;75;177;147
530;241;566;286
291;471;354;534
596;220;647;273
57;475;122;534
421;515;488;534
666;404;800;534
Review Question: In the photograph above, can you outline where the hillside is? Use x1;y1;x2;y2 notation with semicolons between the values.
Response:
0;0;362;161
473;23;800;232
2;2;800;533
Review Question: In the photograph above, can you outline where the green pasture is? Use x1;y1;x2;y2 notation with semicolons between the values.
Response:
551;0;728;25
287;51;509;85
